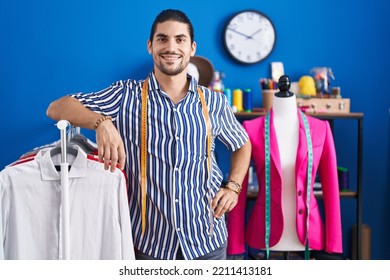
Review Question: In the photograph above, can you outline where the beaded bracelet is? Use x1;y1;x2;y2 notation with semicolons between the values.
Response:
94;115;112;130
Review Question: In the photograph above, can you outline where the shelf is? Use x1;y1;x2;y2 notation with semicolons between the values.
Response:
247;190;357;200
234;109;363;120
319;190;358;198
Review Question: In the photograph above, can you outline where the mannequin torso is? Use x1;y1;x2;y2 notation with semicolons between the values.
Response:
271;94;304;251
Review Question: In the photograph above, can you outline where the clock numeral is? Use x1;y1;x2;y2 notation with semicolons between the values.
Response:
246;12;254;21
259;17;265;24
246;55;252;62
229;23;237;30
229;44;235;51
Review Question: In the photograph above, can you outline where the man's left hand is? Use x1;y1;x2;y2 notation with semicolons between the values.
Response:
211;188;238;218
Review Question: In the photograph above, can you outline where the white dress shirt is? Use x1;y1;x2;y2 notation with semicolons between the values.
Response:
0;147;135;260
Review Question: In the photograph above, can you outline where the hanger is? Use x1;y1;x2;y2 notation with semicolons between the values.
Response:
50;143;79;172
69;134;97;154
49;143;79;158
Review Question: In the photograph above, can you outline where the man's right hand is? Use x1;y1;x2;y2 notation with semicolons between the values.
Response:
95;119;126;172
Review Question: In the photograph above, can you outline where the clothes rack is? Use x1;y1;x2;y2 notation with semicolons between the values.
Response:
56;120;71;260
1;122;135;259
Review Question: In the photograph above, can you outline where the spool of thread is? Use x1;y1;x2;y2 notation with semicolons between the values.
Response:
243;88;252;112
232;88;243;112
224;88;232;107
338;166;349;190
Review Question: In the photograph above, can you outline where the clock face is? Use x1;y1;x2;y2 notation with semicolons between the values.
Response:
223;10;276;64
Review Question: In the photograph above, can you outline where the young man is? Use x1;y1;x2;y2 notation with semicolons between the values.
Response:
46;9;251;260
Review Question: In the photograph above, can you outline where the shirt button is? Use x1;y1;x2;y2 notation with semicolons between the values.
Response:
298;190;302;196
299;209;304;215
176;136;180;141
175;198;179;203
177;228;181;232
174;167;179;171
173;108;177;112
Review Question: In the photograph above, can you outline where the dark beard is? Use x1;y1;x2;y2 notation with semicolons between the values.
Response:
156;61;187;76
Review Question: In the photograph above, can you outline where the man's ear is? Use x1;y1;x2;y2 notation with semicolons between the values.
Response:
147;40;152;54
191;41;197;57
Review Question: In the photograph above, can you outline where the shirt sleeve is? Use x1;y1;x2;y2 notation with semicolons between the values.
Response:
117;171;135;260
69;80;128;118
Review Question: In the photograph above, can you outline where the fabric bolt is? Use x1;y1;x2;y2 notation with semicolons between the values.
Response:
71;72;248;260
226;109;342;255
0;148;135;260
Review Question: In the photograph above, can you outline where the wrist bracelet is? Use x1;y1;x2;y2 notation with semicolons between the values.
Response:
94;115;112;130
223;179;242;195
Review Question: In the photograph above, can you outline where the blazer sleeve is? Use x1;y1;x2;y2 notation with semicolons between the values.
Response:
318;121;343;253
226;121;251;255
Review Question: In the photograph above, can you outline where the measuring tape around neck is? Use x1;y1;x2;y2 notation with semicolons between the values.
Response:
264;110;313;260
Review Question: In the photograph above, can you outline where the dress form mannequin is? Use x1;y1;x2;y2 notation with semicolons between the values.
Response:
226;74;343;257
271;75;304;251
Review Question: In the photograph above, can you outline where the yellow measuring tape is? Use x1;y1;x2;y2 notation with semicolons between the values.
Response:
197;87;214;236
140;78;212;236
141;80;148;235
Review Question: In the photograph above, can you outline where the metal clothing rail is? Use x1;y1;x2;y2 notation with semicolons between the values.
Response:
56;120;71;260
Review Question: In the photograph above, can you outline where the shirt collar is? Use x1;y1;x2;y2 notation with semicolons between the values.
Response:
37;147;88;181
147;71;199;95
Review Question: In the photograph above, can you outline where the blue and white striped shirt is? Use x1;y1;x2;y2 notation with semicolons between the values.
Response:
72;72;248;259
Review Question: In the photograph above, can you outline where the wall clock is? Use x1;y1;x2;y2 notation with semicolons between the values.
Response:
223;10;276;64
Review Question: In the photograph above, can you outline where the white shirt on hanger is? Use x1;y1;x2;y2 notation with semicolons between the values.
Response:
0;148;135;260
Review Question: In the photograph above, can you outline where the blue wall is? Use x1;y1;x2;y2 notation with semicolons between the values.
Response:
1;0;389;259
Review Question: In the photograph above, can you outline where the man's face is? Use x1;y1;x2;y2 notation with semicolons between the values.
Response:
148;20;196;77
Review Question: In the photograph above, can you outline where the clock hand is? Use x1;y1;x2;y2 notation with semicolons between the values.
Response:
249;28;262;37
227;28;252;39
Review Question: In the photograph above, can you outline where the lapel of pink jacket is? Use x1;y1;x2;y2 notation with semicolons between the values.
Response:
268;110;282;178
295;109;311;178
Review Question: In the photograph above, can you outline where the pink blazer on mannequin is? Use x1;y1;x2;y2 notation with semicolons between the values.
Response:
227;109;343;255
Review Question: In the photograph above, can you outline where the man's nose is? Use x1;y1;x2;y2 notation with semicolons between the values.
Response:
165;39;177;52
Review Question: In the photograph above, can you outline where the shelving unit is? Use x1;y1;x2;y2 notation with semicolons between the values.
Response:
235;110;364;259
